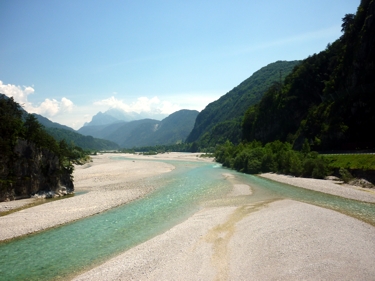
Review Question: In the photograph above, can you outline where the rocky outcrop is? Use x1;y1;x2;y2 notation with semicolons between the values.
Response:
0;140;74;201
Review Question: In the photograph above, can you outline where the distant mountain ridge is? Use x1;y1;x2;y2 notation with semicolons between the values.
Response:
83;108;168;127
78;109;199;148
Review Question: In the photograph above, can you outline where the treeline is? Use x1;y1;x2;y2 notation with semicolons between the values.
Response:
215;140;328;179
121;142;196;154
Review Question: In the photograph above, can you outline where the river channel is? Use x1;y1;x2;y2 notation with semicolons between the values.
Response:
0;158;374;280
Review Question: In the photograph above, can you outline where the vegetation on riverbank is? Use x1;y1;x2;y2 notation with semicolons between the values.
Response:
215;140;328;179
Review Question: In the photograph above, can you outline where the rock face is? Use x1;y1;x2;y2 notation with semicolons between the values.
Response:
0;140;74;201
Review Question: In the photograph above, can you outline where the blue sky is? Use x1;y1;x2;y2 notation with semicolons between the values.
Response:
0;0;359;129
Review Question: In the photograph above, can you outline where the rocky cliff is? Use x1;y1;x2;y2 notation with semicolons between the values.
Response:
0;139;74;201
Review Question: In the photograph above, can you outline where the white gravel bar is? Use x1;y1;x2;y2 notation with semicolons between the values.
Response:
259;172;375;203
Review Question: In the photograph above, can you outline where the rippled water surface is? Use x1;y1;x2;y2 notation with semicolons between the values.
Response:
0;159;374;280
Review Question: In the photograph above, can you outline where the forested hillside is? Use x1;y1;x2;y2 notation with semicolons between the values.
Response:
186;60;300;149
243;0;375;151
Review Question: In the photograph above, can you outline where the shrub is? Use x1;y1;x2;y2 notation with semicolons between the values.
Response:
339;167;353;183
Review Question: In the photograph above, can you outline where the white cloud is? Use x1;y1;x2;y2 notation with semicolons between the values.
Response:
61;97;74;112
93;95;179;114
0;80;34;105
160;101;181;114
0;80;74;118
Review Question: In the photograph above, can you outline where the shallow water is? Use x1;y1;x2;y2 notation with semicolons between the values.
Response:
0;159;374;281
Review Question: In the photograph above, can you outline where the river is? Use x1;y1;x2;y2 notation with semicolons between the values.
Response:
0;158;374;280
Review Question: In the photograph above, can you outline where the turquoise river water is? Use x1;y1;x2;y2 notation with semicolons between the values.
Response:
0;158;374;280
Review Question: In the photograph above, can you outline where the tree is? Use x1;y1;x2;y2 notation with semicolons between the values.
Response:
341;14;355;33
24;114;42;143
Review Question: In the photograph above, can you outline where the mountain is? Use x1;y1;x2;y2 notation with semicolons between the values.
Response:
242;0;375;151
83;108;168;127
106;119;160;147
32;112;119;150
78;109;199;148
78;122;127;140
45;127;120;151
152;109;198;145
186;60;300;148
83;111;123;127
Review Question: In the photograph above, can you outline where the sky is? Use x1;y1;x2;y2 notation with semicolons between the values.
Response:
0;0;359;129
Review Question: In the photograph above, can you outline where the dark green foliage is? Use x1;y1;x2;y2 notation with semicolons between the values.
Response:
0;96;87;199
242;0;375;151
339;167;353;183
0;97;23;153
215;140;329;179
186;60;300;147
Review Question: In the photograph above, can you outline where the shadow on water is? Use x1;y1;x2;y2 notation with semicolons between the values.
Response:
0;160;374;280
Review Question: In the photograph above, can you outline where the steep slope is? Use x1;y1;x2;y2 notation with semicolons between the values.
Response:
150;110;199;145
186;60;300;146
242;0;375;150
